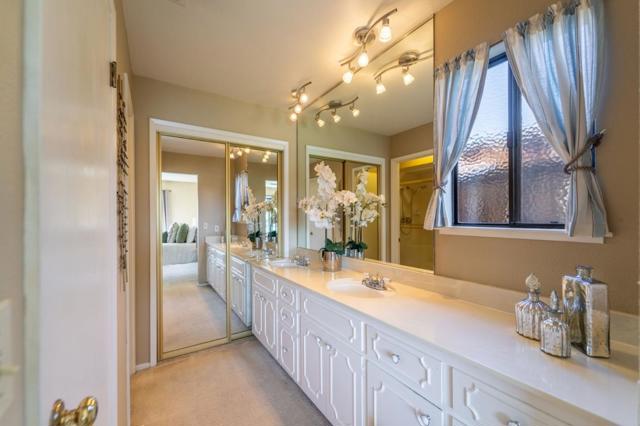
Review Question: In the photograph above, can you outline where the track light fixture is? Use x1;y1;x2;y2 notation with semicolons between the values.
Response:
314;97;359;127
229;147;254;159
288;81;312;122
373;50;432;94
339;9;398;84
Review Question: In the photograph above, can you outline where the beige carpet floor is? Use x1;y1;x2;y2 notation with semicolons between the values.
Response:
162;262;249;353
132;337;331;426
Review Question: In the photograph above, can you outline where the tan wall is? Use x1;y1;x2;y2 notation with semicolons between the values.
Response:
162;152;226;283
390;122;434;158
0;0;23;423
433;0;639;313
133;76;296;364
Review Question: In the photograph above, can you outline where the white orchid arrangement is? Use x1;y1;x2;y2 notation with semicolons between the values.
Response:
299;162;385;253
242;188;265;243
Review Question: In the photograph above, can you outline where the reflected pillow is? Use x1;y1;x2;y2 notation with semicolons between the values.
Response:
176;223;190;243
167;223;179;243
187;226;197;243
162;231;168;243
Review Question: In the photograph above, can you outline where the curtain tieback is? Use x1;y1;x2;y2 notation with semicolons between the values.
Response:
434;183;447;194
563;129;606;175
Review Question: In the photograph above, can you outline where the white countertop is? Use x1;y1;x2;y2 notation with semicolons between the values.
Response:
252;261;638;425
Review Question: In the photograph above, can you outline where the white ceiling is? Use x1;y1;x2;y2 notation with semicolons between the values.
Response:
122;0;452;109
161;135;278;164
304;18;433;136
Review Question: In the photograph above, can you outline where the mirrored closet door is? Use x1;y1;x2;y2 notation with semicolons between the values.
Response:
158;135;283;360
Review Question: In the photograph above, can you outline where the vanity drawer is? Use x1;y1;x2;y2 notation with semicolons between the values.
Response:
366;325;442;406
278;280;298;310
277;301;297;331
450;369;568;426
253;268;277;295
301;291;362;352
231;255;246;277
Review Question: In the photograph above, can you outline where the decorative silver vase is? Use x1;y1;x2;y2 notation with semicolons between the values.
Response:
540;290;571;358
515;274;549;340
321;251;342;272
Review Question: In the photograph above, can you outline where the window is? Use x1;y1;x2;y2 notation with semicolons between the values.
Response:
454;52;570;228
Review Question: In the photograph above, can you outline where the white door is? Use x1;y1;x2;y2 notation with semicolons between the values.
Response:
23;0;120;424
325;336;362;426
366;363;442;426
278;326;298;380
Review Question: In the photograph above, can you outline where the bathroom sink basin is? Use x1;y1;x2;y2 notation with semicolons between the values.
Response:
269;259;300;268
326;278;394;298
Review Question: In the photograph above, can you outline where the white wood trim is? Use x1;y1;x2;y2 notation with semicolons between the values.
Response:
304;145;387;261
438;225;607;244
134;363;150;372
149;118;290;366
390;150;433;264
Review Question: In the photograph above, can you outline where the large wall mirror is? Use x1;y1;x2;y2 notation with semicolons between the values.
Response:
297;17;434;271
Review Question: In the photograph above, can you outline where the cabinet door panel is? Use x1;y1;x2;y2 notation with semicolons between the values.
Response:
300;317;326;411
252;289;264;343
279;326;298;381
325;336;362;426
366;362;442;426
263;295;278;359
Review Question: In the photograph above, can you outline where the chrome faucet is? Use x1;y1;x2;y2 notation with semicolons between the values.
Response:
292;255;310;267
362;273;389;291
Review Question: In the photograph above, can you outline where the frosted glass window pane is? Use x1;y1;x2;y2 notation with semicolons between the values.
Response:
519;99;569;224
457;61;509;224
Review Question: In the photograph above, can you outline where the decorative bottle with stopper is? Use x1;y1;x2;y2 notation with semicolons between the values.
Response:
540;290;571;358
515;274;549;340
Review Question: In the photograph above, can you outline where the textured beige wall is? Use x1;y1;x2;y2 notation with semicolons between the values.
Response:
390;122;434;159
0;0;23;423
433;0;639;313
133;76;295;364
162;152;226;283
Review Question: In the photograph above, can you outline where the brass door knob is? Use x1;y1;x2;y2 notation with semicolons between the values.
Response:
50;396;98;426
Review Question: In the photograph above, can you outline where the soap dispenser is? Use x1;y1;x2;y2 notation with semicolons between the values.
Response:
515;274;549;340
540;290;571;358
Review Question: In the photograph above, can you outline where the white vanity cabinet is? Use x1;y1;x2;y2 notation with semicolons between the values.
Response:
206;246;215;285
230;256;251;327
249;265;613;426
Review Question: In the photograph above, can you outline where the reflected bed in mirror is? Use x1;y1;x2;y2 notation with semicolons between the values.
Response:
297;17;434;271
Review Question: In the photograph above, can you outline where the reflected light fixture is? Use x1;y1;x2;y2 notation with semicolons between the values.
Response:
314;97;359;127
375;77;386;95
402;67;415;85
373;50;432;94
244;147;251;153
230;152;235;159
288;81;312;122
339;9;398;84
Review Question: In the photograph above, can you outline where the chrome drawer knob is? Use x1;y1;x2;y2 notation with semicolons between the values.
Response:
315;336;322;345
391;353;400;364
282;346;288;354
281;313;287;320
418;414;431;425
507;422;520;426
281;290;287;297
325;343;332;351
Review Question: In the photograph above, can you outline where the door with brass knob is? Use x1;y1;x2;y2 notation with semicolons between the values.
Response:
50;397;98;426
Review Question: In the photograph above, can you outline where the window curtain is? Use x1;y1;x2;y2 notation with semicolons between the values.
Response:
424;43;490;230
503;0;608;237
232;170;249;222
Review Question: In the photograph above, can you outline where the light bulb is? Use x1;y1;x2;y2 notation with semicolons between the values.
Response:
237;150;243;157
379;18;392;43
244;147;250;153
342;69;354;84
376;79;386;95
351;105;360;117
262;158;268;163
357;49;369;67
316;117;325;127
331;110;341;123
300;92;309;104
402;68;415;86
294;103;302;114
289;112;298;122
230;153;235;159
266;151;271;156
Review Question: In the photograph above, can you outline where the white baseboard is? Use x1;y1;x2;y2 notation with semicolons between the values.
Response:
135;362;151;372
